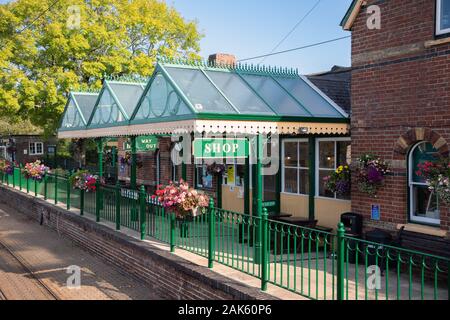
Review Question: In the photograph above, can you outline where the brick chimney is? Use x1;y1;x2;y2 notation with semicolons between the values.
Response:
208;53;236;67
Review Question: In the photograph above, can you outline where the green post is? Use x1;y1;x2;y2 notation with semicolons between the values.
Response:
337;222;346;301
261;207;269;291
34;178;37;197
80;189;85;216
208;197;215;268
44;174;48;200
26;176;30;194
130;136;137;189
254;134;263;264
19;164;22;191
66;173;71;210
115;181;120;230
308;137;316;220
54;174;58;204
170;210;175;253
130;136;138;221
95;180;100;222
96;138;104;211
111;146;117;168
181;162;187;181
216;174;222;209
244;138;250;215
139;185;146;240
12;163;15;188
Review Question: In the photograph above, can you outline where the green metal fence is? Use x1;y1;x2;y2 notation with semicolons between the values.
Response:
1;167;449;301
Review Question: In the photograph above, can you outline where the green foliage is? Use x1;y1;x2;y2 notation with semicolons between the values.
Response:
0;0;202;135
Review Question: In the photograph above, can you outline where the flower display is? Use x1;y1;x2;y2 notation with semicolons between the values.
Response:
153;180;210;219
0;160;15;175
22;160;50;181
416;159;450;204
70;170;99;192
355;154;390;197
120;152;143;168
323;165;351;196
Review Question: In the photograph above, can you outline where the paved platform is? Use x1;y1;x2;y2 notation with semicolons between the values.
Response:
0;202;162;300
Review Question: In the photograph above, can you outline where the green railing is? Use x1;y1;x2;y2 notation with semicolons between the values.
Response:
1;167;449;301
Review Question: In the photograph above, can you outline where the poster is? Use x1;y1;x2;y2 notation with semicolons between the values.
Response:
227;165;235;185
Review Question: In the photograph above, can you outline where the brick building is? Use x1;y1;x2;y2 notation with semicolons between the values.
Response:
0;135;57;164
342;0;450;239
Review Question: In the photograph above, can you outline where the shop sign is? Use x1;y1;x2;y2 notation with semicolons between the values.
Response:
123;135;159;151
193;138;248;159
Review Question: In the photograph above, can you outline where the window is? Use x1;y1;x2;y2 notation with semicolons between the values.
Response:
282;139;309;195
437;0;450;35
223;160;247;187
316;138;351;200
29;142;44;155
409;142;440;225
196;164;213;189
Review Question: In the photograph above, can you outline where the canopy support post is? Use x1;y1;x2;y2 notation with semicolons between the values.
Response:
130;136;137;189
254;134;263;264
308;136;316;221
96;138;104;179
244;137;250;216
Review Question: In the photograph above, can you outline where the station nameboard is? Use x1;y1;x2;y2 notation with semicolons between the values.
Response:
123;135;159;152
193;138;248;159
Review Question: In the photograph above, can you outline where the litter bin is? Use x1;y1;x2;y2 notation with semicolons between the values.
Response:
341;212;363;264
364;229;392;273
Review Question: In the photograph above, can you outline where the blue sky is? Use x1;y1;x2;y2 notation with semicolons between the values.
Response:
165;0;353;74
0;0;353;74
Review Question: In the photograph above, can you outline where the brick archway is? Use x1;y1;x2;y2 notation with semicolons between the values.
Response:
393;128;449;159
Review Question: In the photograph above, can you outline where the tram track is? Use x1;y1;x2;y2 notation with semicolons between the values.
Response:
0;238;60;300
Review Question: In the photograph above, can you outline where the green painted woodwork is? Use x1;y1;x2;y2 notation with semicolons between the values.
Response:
308;136;316;220
123;135;159;151
193;138;248;159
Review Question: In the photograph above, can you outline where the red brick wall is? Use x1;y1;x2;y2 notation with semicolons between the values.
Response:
350;0;450;234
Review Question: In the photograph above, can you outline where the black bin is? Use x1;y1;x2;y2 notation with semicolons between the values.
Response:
341;212;363;264
364;229;392;273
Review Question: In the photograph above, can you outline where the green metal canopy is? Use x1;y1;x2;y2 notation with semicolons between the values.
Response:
58;59;349;138
131;60;348;124
87;78;147;129
59;91;99;131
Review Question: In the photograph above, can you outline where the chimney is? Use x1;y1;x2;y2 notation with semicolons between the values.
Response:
208;53;236;67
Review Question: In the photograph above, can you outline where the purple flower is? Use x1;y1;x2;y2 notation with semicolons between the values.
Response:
367;165;383;183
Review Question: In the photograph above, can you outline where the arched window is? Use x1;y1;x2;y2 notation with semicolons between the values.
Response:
409;141;440;225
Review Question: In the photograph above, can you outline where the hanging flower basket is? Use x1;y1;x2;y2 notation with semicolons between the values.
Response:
22;160;50;181
323;165;351;196
355;154;390;197
0;160;15;175
69;170;99;192
206;162;225;175
153;180;209;219
416;158;450;204
119;152;143;168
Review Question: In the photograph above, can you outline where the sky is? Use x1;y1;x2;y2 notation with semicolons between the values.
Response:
0;0;353;74
164;0;353;74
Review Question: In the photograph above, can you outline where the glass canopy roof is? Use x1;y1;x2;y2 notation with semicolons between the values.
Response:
59;60;348;134
59;92;98;131
88;80;146;128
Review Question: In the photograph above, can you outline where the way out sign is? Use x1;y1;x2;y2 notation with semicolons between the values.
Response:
124;135;159;152
193;138;248;159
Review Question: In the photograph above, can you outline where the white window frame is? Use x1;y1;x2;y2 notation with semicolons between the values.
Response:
315;137;351;200
408;142;440;225
281;138;309;195
436;0;450;35
29;142;44;155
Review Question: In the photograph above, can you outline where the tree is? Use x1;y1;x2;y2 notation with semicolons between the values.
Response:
0;0;202;135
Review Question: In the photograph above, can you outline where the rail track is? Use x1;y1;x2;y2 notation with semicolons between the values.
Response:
0;238;60;300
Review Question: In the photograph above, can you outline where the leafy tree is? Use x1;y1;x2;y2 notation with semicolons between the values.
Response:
0;0;202;135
